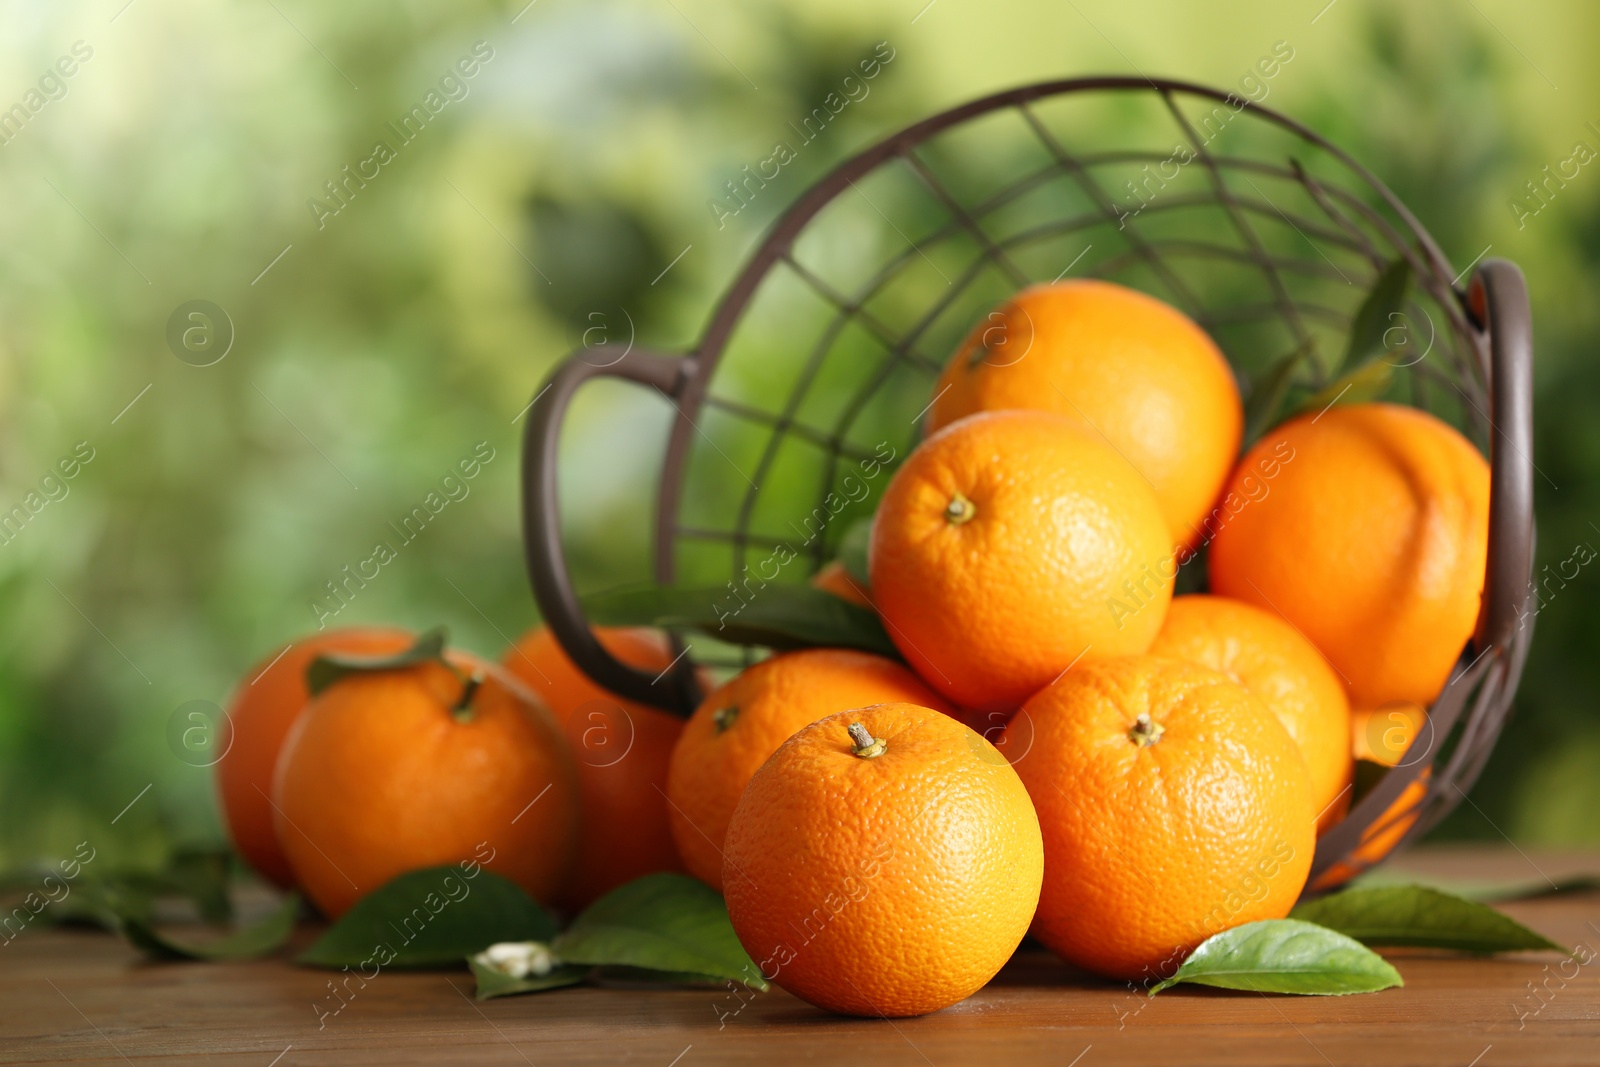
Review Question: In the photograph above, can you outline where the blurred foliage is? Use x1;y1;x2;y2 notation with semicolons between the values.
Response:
0;0;1596;878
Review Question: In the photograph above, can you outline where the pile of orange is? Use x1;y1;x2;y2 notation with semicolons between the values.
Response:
215;623;696;919
214;277;1489;1018
729;279;1485;1005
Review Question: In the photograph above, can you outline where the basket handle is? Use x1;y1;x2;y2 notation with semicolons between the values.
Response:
520;346;704;715
1308;260;1532;890
1469;259;1535;652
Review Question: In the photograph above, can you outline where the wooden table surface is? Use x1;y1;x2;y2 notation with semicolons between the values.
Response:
5;846;1599;1066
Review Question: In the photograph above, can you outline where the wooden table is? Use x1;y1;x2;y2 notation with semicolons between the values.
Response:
6;846;1599;1066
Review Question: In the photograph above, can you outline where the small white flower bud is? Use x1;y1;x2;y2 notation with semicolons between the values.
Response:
473;940;558;979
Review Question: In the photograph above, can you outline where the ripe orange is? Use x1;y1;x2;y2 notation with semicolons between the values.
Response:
870;409;1173;712
723;703;1043;1017
273;649;580;918
1310;703;1431;891
502;625;690;909
215;627;413;888
1148;595;1352;834
666;648;951;891
925;279;1242;550
1005;655;1313;982
1209;402;1490;708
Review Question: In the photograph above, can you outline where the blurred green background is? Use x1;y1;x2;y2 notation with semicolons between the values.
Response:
2;0;1597;874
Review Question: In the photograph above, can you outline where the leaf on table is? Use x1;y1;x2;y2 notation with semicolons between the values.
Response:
307;627;448;695
1148;919;1402;996
1476;875;1600;902
468;955;587;1000
119;892;299;961
1339;257;1411;373
298;867;557;969
1291;884;1562;954
161;847;236;925
552;873;767;989
582;583;897;659
836;517;873;585
592;965;740;987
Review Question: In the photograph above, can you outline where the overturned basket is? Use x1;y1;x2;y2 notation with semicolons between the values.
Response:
521;78;1534;888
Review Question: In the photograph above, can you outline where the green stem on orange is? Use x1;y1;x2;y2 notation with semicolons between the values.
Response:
1128;712;1164;747
848;722;887;759
453;670;484;721
712;704;739;733
944;492;976;526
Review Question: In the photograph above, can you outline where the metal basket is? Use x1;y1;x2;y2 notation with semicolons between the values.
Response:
520;77;1534;886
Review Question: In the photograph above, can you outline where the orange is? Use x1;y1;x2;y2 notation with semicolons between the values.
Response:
215;627;413;888
870;409;1173;712
809;560;873;607
666;648;951;891
1148;595;1352;834
926;279;1241;550
1209;402;1490;708
273;648;580;918
1310;703;1431;891
503;625;690;909
723;703;1043;1017
1005;655;1313;982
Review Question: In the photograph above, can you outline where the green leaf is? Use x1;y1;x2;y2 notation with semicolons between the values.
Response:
836;517;873;585
3;846;239;931
306;627;448;695
1348;757;1391;807
36;879;142;930
583;584;897;659
1243;340;1314;443
162;847;236;925
119;892;299;961
1476;875;1600;902
1149;919;1402;996
468;956;587;1000
1291;884;1562;954
593;965;738;986
1339;257;1411;373
298;867;557;969
1294;358;1394;419
552;873;767;989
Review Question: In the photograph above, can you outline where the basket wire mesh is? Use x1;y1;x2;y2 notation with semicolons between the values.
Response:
521;77;1534;887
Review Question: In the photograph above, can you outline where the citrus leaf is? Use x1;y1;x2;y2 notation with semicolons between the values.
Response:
1476;875;1600;902
37;878;144;929
1349;757;1390;805
836;517;873;585
1149;919;1402;996
468;956;587;1000
161;847;235;925
15;850;235;933
552;873;767;989
594;965;739;986
1329;868;1600;901
306;627;447;696
582;584;896;659
119;892;299;961
1291;884;1562;954
298;867;556;969
1243;340;1314;444
1294;358;1394;419
1339;257;1411;373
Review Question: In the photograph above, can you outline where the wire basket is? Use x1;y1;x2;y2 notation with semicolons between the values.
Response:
520;77;1534;887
